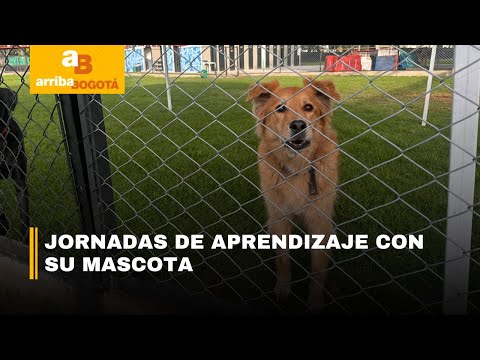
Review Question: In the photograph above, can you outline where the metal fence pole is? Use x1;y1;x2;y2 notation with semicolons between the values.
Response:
279;45;282;73
422;45;437;126
59;94;116;296
215;45;219;77
162;45;173;112
261;45;266;72
58;94;116;312
290;45;294;67
225;45;228;77
319;45;322;71
58;94;96;235
443;45;480;314
76;94;117;237
236;45;240;77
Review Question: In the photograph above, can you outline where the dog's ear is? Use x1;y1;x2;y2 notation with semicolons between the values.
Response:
304;78;340;107
246;79;280;104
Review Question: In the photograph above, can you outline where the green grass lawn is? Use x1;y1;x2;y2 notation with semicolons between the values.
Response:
1;73;479;314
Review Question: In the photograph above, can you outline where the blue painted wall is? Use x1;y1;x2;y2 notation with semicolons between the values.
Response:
167;45;202;73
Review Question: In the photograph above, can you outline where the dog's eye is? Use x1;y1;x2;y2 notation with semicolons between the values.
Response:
276;104;286;113
304;104;313;112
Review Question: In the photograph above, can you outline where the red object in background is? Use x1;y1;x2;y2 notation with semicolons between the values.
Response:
334;52;362;72
325;55;338;72
349;52;363;71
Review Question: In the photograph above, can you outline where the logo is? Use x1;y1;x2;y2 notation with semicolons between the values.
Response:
62;50;92;74
30;45;125;94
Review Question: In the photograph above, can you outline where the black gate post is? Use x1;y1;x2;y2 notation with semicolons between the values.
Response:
59;94;116;236
58;94;116;311
76;94;116;237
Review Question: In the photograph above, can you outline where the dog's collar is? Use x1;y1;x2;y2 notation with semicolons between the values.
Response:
1;127;7;138
278;164;318;196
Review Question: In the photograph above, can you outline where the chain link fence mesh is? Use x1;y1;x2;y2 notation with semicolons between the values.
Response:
293;45;454;72
1;45;80;243
1;44;479;314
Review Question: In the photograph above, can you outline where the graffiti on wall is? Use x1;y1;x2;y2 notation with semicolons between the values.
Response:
166;45;202;73
125;47;145;72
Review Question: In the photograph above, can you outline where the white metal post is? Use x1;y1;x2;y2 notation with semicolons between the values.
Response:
161;45;173;112
261;45;266;72
215;45;219;78
225;45;229;77
319;45;323;72
444;45;480;314
422;45;437;126
236;45;240;77
290;46;294;68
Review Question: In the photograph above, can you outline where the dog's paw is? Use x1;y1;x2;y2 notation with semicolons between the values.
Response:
274;279;291;302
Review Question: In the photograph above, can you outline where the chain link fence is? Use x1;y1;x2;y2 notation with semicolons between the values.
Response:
294;45;454;72
137;45;453;75
1;45;80;243
1;44;479;314
0;46;30;73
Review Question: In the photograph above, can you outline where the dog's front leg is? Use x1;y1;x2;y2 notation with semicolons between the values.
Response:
304;208;334;312
267;206;292;302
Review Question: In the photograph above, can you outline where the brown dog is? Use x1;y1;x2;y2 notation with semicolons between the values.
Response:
247;78;340;310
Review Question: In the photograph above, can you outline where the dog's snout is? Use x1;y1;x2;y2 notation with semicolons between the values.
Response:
289;120;307;133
